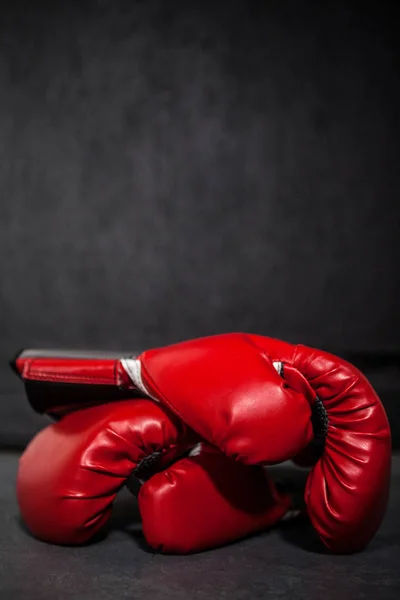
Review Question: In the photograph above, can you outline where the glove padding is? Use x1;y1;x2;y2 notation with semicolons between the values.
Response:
13;334;392;553
17;399;293;553
133;334;391;553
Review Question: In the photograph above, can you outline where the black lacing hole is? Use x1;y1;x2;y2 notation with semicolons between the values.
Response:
126;450;164;497
310;396;329;459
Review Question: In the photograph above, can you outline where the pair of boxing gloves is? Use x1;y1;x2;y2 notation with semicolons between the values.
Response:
13;333;391;554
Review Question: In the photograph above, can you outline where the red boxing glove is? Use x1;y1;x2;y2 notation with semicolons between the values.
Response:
13;333;392;553
17;399;294;553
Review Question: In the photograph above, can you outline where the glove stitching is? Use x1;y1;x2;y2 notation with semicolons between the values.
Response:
21;372;117;384
23;359;32;378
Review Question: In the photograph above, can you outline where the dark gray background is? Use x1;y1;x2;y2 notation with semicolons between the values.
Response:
0;4;399;598
0;0;399;446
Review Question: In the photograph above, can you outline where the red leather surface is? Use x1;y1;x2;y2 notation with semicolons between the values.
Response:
140;333;391;553
15;333;392;553
15;356;133;388
17;399;291;553
140;333;314;464
292;344;391;553
17;400;188;545
139;444;292;554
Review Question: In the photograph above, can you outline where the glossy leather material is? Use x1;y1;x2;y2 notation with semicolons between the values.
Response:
138;333;392;553
14;356;125;386
12;353;137;415
17;399;292;553
13;333;392;553
140;444;292;554
17;400;188;545
139;333;314;465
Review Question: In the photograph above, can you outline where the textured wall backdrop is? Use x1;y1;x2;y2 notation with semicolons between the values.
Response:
0;0;399;363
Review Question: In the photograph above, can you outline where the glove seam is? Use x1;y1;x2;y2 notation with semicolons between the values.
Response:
22;372;118;384
102;425;179;460
243;334;292;370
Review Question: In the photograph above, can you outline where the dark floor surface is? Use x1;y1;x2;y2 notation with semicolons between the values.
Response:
0;453;399;600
